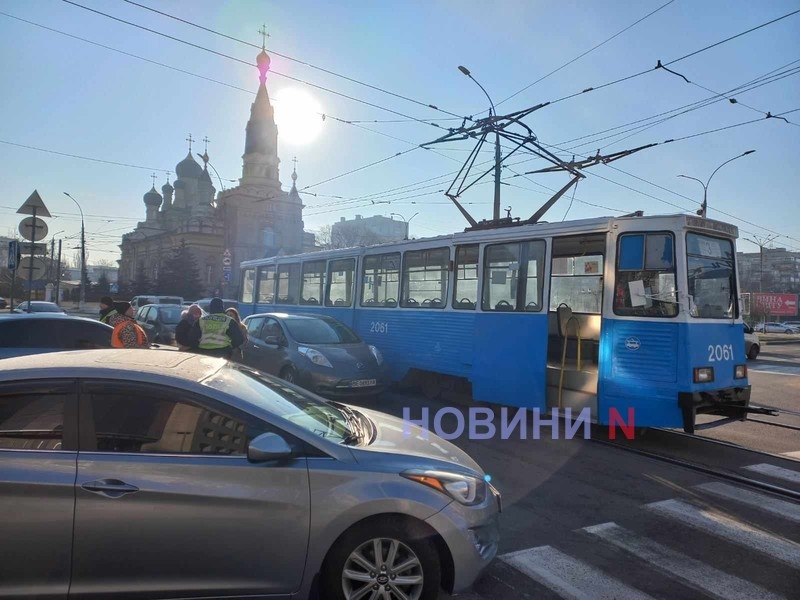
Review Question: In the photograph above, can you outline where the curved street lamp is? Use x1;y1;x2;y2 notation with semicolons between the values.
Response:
678;150;755;218
390;212;418;240
458;65;502;221
63;192;86;310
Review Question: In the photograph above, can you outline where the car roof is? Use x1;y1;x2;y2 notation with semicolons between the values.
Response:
0;349;223;382
0;313;106;325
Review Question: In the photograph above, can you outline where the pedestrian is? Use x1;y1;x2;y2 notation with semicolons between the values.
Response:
189;298;245;359
99;295;117;324
108;301;149;348
175;303;203;351
226;307;249;360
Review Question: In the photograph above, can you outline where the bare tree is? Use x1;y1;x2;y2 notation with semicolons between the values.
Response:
316;224;384;250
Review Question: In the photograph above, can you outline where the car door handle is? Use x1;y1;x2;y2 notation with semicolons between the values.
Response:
81;479;140;498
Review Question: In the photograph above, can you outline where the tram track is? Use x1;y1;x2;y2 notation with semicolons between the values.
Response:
746;417;800;432
591;429;800;502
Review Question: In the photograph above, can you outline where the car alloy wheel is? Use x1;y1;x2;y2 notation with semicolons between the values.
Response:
342;537;424;599
280;366;297;384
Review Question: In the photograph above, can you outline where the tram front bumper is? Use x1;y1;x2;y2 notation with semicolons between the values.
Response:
678;385;751;434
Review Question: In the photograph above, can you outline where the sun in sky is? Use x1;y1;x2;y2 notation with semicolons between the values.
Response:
273;87;324;145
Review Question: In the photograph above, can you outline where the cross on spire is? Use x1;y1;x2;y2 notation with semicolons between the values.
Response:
186;133;194;152
165;171;171;183
151;173;157;187
292;156;298;170
259;24;270;49
203;136;210;153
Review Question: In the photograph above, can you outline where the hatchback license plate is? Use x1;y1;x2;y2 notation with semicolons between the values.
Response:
351;379;377;388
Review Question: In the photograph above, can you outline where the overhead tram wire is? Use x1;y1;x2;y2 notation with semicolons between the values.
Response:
120;0;464;120
496;0;676;109
60;0;463;129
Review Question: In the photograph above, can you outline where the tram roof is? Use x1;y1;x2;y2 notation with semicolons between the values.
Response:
240;213;738;267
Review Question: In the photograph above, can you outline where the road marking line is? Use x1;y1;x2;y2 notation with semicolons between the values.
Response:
583;522;784;600
743;463;800;484
695;482;800;523
781;450;800;459
500;545;655;600
748;365;800;376
646;498;800;569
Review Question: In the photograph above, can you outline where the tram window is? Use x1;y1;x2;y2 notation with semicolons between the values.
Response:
257;265;276;304
326;259;355;307
549;255;603;314
614;232;677;317
241;269;255;304
276;263;300;305
481;241;544;312
361;253;400;308
524;241;545;311
686;233;736;319
301;261;325;305
401;248;449;309
453;245;479;310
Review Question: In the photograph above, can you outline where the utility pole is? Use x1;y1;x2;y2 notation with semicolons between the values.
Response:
678;150;755;218
63;192;86;310
55;239;62;303
744;234;778;293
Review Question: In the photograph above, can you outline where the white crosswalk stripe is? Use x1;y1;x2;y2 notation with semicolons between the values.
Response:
500;545;655;600
695;481;800;523
645;498;800;569
583;522;785;600
743;463;800;484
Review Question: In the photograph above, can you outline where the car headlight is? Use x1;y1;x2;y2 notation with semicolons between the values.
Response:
369;344;383;365
298;346;332;368
401;469;487;506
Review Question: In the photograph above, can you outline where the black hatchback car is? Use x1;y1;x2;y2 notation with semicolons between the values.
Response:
240;313;390;399
0;314;113;359
134;304;183;344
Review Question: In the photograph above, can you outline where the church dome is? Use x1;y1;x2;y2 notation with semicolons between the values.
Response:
143;186;162;206
173;178;186;190
175;152;203;179
257;49;271;70
162;180;174;195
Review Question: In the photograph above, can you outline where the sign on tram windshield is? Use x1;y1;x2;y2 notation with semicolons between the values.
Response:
686;216;738;237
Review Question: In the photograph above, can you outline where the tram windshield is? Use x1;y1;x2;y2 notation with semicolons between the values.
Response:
686;233;737;319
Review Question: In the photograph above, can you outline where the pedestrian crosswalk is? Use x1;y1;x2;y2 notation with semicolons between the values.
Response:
494;463;800;599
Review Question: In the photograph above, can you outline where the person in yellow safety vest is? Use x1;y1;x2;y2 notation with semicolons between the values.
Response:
188;297;245;359
99;295;117;324
108;301;150;348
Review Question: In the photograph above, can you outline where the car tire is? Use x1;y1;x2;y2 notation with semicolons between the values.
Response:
320;519;441;600
280;365;298;384
747;345;759;360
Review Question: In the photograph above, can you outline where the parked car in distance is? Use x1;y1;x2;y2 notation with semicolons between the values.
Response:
134;304;182;344
241;312;390;399
130;295;184;310
754;321;799;334
0;297;6;309
743;322;760;360
783;321;800;330
0;314;112;358
12;301;66;314
0;349;500;599
195;297;238;312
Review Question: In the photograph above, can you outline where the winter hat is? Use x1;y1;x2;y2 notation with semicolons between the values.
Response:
209;297;224;313
100;296;114;308
115;301;132;315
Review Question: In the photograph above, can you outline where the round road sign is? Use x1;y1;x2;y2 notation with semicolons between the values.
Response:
18;216;48;242
17;256;47;280
222;257;232;266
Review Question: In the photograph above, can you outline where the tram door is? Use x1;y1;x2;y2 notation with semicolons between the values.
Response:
545;234;606;418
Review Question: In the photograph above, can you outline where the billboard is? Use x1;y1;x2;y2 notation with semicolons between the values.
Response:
752;293;798;317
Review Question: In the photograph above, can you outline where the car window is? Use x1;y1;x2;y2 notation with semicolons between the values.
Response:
283;318;360;344
84;384;269;455
245;317;265;335
261;318;284;342
0;388;68;451
158;307;182;324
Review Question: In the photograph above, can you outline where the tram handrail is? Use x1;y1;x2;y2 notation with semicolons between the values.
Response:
558;306;582;409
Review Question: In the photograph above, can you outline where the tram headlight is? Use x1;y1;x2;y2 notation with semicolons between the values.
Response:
693;367;714;383
734;364;747;379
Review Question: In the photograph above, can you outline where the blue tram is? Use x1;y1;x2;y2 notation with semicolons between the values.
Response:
238;213;753;433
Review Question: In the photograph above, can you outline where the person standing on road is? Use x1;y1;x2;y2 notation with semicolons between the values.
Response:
225;307;249;361
108;301;149;348
175;304;203;351
99;295;117;324
189;298;244;359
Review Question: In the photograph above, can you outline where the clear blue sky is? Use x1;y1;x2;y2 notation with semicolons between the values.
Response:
1;0;798;266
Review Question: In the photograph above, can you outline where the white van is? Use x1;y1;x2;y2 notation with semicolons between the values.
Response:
130;295;184;310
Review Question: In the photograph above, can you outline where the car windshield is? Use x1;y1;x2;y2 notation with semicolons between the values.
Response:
283;317;360;344
686;233;737;319
32;303;62;312
159;307;182;324
202;364;356;443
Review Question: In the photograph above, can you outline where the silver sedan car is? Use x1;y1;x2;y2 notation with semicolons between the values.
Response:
0;349;500;599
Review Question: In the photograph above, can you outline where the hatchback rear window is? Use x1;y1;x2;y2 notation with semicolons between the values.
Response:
283;318;360;344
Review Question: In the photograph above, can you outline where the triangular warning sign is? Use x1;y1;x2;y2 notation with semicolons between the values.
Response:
17;190;52;218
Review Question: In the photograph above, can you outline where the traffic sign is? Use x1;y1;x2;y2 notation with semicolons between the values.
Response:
222;257;232;266
223;248;232;257
24;242;49;255
16;256;47;280
223;270;232;282
7;241;20;269
18;216;48;242
16;190;52;218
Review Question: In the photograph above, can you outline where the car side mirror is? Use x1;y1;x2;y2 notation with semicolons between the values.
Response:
247;432;293;462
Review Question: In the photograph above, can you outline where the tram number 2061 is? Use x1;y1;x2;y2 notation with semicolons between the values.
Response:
708;344;735;361
370;321;389;334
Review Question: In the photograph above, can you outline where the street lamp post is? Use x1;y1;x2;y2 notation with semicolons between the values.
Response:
678;150;755;218
63;192;86;310
390;212;418;240
458;65;501;221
